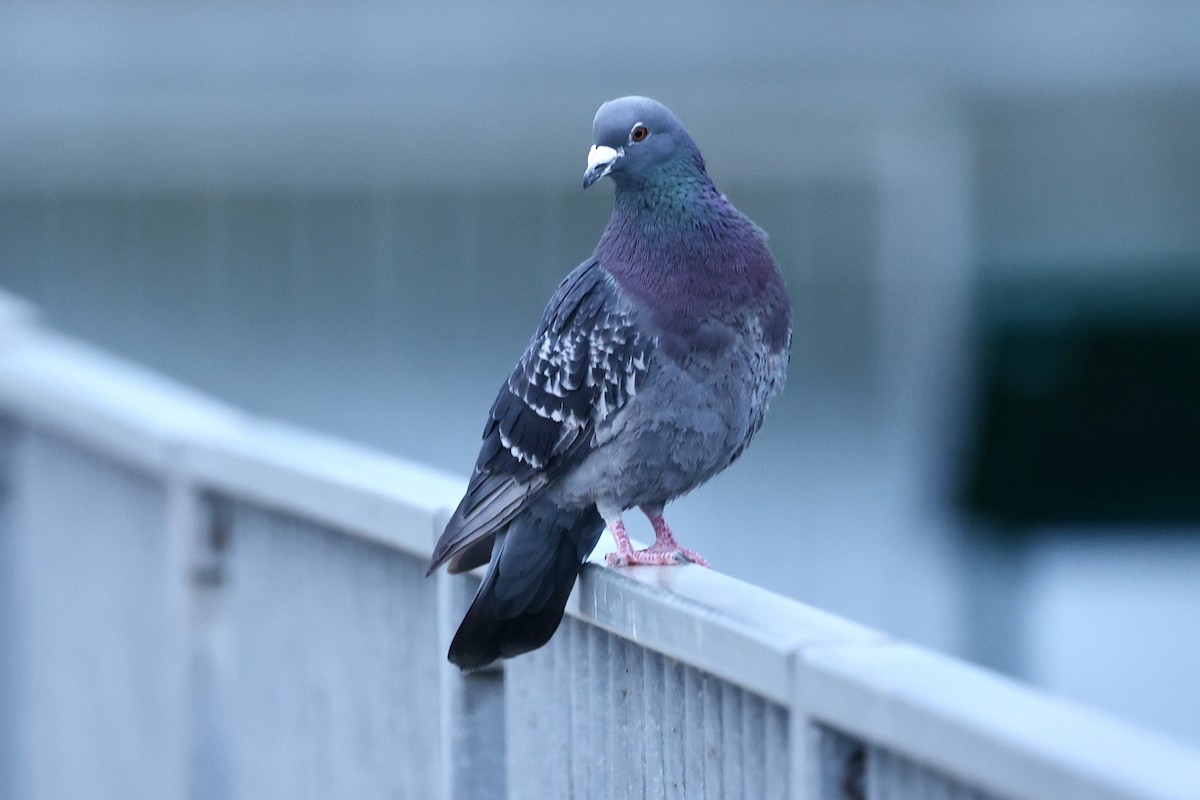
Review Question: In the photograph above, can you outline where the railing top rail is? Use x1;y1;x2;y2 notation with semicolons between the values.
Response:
0;329;244;474
184;418;463;558
804;641;1200;800
574;557;884;705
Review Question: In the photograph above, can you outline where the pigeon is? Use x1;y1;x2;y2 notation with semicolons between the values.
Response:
427;96;792;670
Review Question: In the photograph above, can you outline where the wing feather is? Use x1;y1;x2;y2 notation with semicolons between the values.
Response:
428;258;655;574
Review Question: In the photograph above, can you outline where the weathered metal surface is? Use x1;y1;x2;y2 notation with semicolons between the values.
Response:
2;428;181;800
506;616;790;800
205;501;444;800
867;746;993;800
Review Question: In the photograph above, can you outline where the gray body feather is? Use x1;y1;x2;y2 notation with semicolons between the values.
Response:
551;305;789;514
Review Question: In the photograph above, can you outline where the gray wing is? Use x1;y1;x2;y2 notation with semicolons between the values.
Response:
428;258;655;575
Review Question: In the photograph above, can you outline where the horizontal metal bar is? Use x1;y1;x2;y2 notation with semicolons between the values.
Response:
183;420;463;560
798;641;1200;800
0;332;243;475
572;550;883;705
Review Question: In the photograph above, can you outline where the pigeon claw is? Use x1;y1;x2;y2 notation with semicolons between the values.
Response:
674;548;712;569
602;513;711;568
605;546;711;569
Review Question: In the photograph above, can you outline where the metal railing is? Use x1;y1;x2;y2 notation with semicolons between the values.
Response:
0;290;1196;800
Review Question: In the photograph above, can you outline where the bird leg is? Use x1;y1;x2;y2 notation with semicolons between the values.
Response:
603;517;639;567
642;508;711;568
603;507;711;568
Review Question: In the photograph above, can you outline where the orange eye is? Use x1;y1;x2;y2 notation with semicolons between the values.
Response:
630;124;649;142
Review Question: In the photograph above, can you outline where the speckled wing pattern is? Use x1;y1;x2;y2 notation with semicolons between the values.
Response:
428;258;655;574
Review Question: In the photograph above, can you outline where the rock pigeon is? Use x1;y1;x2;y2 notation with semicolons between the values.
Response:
427;96;792;670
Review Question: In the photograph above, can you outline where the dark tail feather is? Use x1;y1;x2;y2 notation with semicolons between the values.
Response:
448;507;602;671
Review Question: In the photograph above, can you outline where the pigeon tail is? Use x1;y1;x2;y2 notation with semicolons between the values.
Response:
448;505;603;670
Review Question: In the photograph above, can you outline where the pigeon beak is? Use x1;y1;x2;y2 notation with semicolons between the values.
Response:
583;145;623;189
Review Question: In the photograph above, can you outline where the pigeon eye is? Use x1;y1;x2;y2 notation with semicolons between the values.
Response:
630;124;649;143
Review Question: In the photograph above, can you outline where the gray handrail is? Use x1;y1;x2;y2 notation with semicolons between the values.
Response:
0;289;1195;800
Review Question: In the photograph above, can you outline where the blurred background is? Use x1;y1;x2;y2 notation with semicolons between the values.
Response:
1;0;1198;747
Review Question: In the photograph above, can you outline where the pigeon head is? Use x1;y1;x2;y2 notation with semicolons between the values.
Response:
583;96;707;191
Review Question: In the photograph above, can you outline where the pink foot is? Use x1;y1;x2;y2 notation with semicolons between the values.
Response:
605;546;708;568
602;512;711;569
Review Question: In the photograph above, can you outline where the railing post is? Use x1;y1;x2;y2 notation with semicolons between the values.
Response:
789;669;809;799
0;292;36;797
434;514;507;800
0;418;18;800
164;471;199;800
166;478;234;800
790;641;879;800
790;650;828;800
